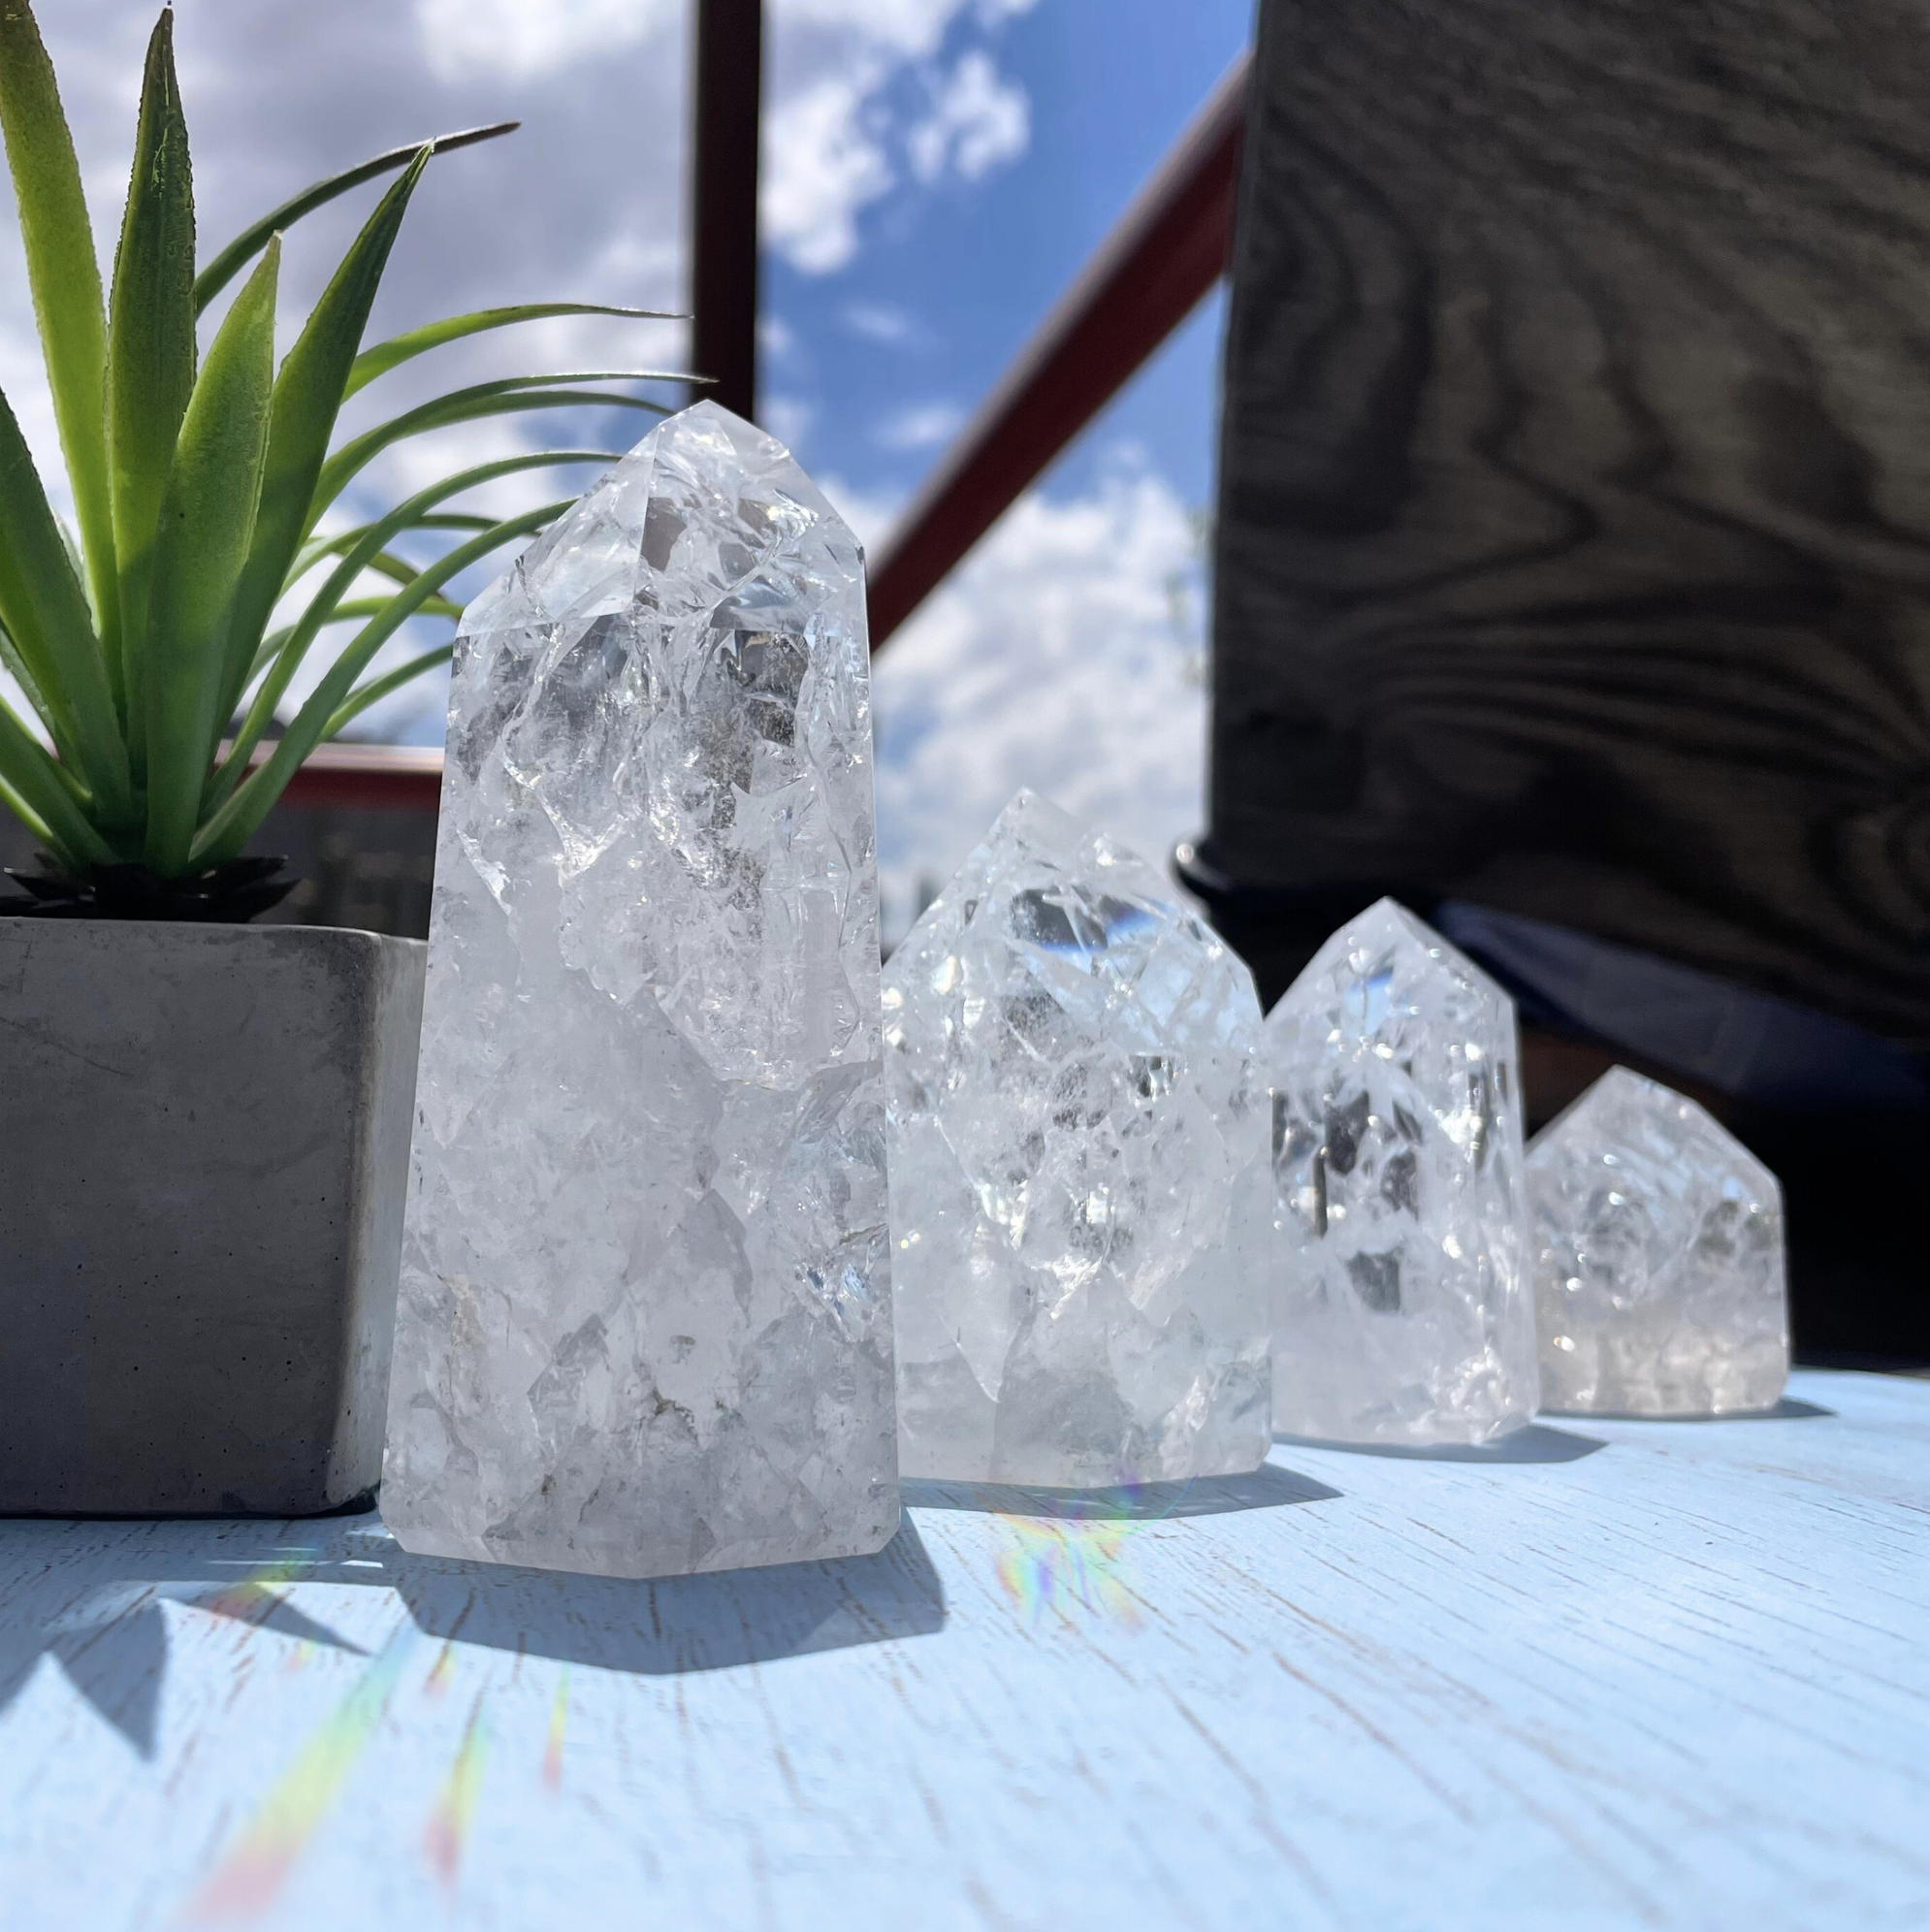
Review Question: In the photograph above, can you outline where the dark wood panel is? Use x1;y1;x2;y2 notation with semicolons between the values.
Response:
1208;0;1930;1043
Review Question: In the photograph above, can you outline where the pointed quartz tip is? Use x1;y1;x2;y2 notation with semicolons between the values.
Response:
654;396;852;534
1527;1063;1787;1417
1265;894;1512;1032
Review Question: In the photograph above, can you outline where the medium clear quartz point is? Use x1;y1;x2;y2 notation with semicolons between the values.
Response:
1528;1066;1788;1415
883;789;1273;1486
382;402;899;1579
1264;898;1538;1445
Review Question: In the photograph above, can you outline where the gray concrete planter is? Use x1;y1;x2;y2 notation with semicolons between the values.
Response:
0;921;425;1514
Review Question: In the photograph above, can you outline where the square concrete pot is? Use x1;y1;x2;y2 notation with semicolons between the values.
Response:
0;920;425;1514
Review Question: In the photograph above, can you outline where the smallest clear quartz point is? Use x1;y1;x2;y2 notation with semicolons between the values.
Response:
1528;1066;1788;1416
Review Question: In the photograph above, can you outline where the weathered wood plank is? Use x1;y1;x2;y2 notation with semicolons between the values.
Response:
0;1369;1923;1928
1208;0;1930;1042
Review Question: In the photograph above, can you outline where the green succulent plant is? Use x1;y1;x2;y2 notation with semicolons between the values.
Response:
0;2;684;894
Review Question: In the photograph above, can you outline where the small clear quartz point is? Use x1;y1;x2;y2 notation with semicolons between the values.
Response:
1528;1066;1788;1416
1264;898;1539;1446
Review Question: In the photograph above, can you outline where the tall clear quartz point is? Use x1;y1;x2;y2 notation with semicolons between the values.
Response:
1528;1067;1787;1415
882;789;1273;1487
1264;898;1538;1445
383;402;899;1579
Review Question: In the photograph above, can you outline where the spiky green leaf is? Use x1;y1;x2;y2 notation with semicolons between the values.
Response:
311;375;669;529
344;304;683;398
0;695;113;868
196;501;563;865
215;448;614;800
216;148;432;738
193;121;516;314
0;0;117;670
142;236;278;874
322;643;454;740
0;380;130;822
106;6;196;760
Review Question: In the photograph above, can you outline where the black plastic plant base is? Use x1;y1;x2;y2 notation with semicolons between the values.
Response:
0;852;297;922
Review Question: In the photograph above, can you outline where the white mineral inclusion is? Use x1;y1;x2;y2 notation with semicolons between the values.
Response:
1528;1066;1787;1415
1265;898;1538;1445
383;402;899;1579
882;789;1273;1487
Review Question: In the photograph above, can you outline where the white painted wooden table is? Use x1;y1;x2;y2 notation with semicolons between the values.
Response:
1;1368;1924;1931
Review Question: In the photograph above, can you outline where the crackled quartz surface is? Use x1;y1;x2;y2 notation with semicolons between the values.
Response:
882;789;1272;1488
1528;1067;1788;1416
383;402;899;1580
1265;899;1538;1446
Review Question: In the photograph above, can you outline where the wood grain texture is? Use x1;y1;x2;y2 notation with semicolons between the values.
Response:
0;1368;1923;1929
1210;0;1930;1042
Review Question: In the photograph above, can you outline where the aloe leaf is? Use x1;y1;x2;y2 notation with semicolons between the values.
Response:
0;617;49;727
0;0;118;678
217;149;432;740
311;377;670;529
321;643;454;739
106;8;196;773
142;236;278;875
236;595;457;700
0;380;131;821
286;504;584;587
345;305;684;399
0;696;113;867
213;448;610;801
195;502;562;865
193;121;517;314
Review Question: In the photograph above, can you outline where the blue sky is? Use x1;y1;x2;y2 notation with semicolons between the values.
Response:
0;0;1254;925
764;0;1249;518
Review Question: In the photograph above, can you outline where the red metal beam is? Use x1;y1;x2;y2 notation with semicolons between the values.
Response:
865;52;1250;652
275;744;444;814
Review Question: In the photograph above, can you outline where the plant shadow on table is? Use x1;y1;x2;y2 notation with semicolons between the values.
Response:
903;1462;1340;1521
0;1510;946;1753
1274;1424;1607;1464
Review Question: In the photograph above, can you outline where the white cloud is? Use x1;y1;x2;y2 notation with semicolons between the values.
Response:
872;458;1208;944
762;0;1035;274
760;393;817;455
908;50;1028;185
844;302;916;344
759;72;895;274
874;400;965;450
414;0;678;83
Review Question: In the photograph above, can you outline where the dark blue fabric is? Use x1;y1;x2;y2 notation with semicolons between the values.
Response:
1433;901;1930;1114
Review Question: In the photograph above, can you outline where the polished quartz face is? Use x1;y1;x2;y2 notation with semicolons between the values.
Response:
384;402;899;1579
883;789;1273;1487
1264;899;1539;1446
1528;1067;1787;1416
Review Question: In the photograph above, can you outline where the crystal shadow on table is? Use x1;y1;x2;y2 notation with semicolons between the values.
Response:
1274;1423;1607;1464
1539;1397;1833;1424
0;1510;946;1754
902;1461;1340;1521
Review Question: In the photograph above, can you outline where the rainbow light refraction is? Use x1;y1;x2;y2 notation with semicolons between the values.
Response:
994;1518;1146;1631
424;1691;491;1886
186;1625;415;1921
988;1473;1197;1631
542;1669;569;1791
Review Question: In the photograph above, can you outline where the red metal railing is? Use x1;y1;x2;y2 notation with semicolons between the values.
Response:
867;52;1249;650
276;48;1250;809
